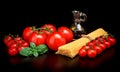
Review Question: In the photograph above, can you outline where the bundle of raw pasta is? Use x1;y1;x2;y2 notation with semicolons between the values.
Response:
55;28;108;58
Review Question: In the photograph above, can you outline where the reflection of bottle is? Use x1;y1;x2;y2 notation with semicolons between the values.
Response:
70;10;87;39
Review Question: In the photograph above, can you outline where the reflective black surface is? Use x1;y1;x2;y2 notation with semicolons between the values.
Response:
0;1;120;72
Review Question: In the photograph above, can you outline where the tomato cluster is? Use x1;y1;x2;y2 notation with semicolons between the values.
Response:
78;35;116;58
3;23;74;57
4;35;29;56
22;24;74;51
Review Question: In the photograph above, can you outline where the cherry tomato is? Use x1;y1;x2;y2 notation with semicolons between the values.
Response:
41;24;56;36
21;42;29;47
83;45;90;50
17;46;26;52
8;47;18;56
95;37;104;44
16;40;25;44
14;36;21;41
58;26;74;43
87;49;97;58
96;37;105;44
104;41;111;48
4;35;13;44
9;42;18;48
107;36;116;45
93;45;102;54
6;40;16;48
22;26;35;42
28;30;47;46
78;48;87;57
98;43;106;51
87;41;95;46
46;32;66;51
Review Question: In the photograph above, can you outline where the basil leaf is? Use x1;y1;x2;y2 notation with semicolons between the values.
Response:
30;42;36;48
37;44;48;54
33;49;38;57
40;48;48;54
19;47;32;56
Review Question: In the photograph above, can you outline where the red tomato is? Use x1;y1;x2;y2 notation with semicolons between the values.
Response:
107;36;116;45
9;42;18;48
83;45;90;50
93;45;102;54
28;30;47;46
58;26;74;43
41;24;56;36
6;40;16;48
21;42;29;47
87;49;97;58
100;37;107;43
16;40;25;44
4;35;13;44
22;26;35;42
8;47;18;56
104;41;111;48
14;36;21;41
87;41;95;46
46;32;66;51
78;48;87;57
98;43;106;51
17;46;26;52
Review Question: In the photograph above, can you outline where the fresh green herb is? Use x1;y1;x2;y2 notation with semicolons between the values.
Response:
19;42;48;57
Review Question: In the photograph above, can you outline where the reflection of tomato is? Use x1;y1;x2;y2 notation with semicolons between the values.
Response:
28;30;47;46
58;26;74;43
41;24;56;36
46;32;66;51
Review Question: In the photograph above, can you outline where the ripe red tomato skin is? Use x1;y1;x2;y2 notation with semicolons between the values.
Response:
41;24;56;35
6;40;16;47
84;45;90;50
104;41;111;48
58;26;74;43
107;36;116;45
14;36;21;41
98;43;106;51
17;46;26;52
87;49;97;58
87;41;95;46
93;45;102;54
8;47;18;56
28;30;47;46
9;42;18;48
22;26;34;42
78;48;87;57
4;36;13;44
21;42;29;47
46;32;66;51
16;40;25;44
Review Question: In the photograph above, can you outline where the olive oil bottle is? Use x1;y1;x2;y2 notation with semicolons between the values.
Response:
70;10;87;39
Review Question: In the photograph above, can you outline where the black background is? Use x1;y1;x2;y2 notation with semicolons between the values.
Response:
0;1;120;72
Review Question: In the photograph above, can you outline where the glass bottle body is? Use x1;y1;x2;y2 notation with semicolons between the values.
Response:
71;10;87;39
71;23;86;39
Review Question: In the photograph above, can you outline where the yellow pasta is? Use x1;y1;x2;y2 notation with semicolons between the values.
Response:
55;28;108;58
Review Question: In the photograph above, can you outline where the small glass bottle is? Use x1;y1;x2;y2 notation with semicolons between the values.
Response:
71;10;87;39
